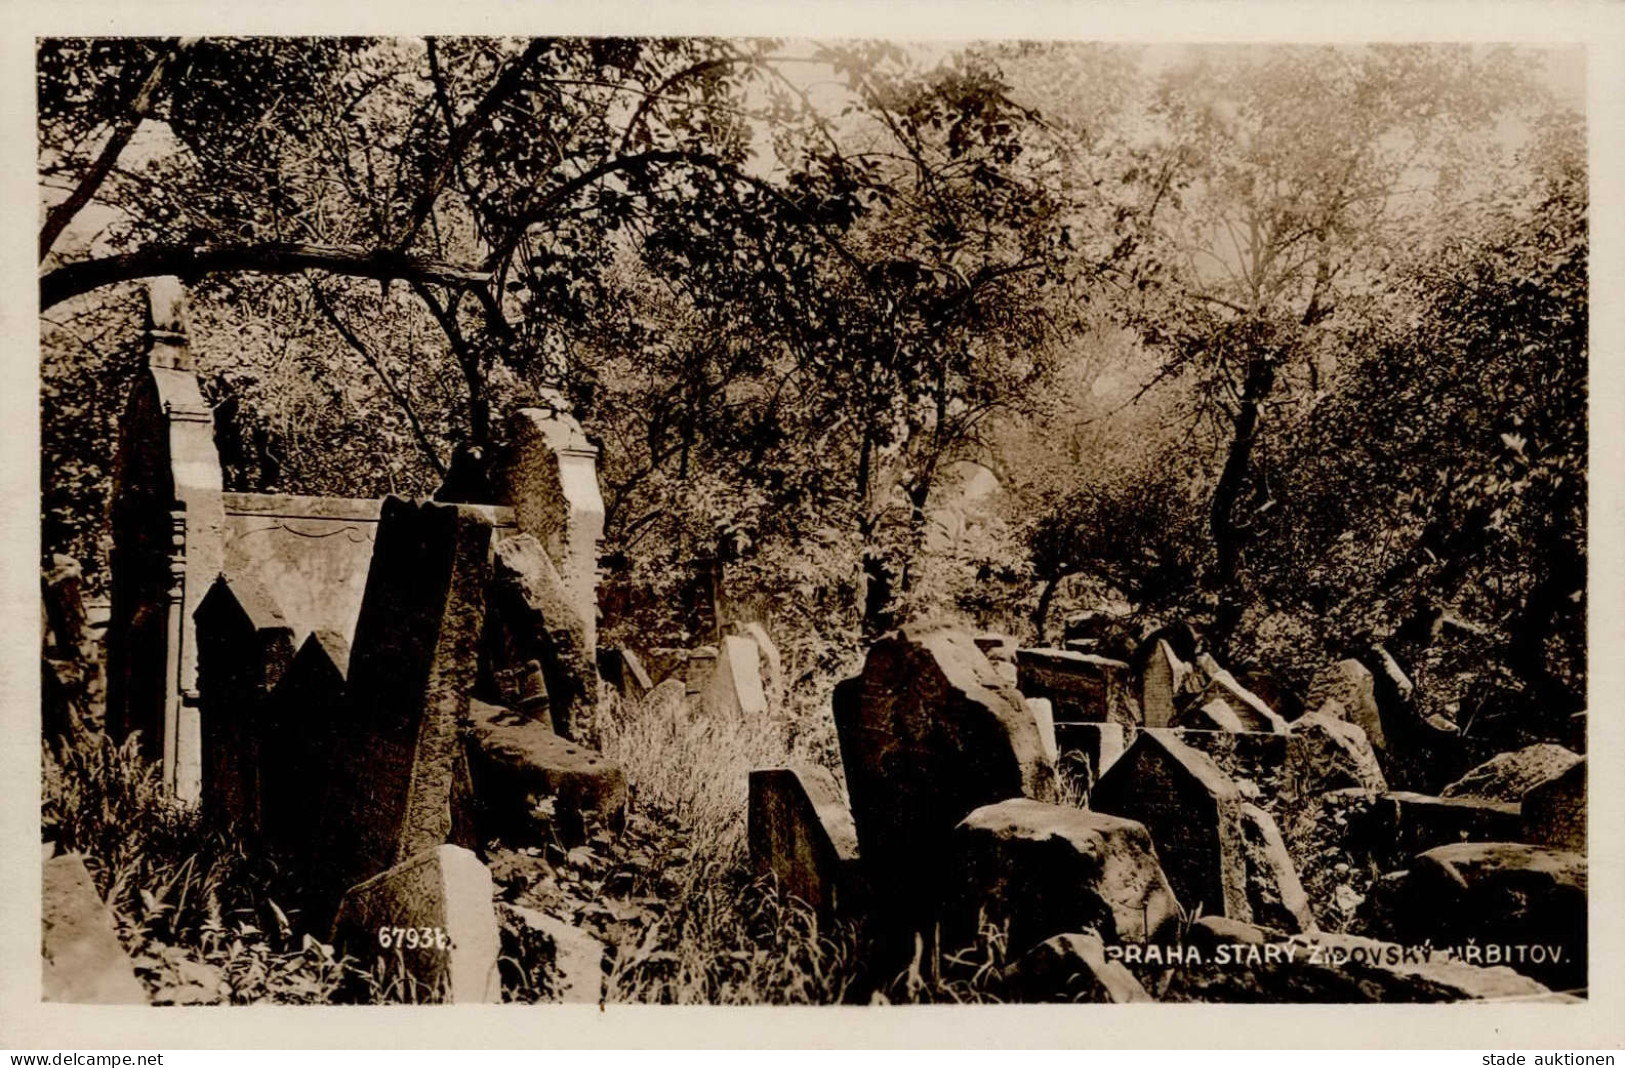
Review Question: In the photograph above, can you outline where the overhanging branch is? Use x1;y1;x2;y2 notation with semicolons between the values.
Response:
40;242;492;311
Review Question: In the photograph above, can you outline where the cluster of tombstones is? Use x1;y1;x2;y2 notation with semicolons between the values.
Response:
746;617;1586;1002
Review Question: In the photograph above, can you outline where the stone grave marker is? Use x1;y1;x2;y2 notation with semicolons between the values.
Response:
1442;743;1583;805
1091;729;1251;924
1139;639;1188;729
193;574;295;832
833;626;1055;940
702;634;769;719
465;698;627;847
1195;658;1288;733
748;764;863;919
488;533;596;741
1306;659;1385;749
331;844;500;1003
1016;647;1135;725
43;854;147;1004
260;628;349;859
1522;758;1584;852
1026;697;1059;765
315;497;491;905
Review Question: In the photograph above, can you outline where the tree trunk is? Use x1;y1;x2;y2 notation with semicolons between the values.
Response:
1032;572;1063;645
1208;354;1276;651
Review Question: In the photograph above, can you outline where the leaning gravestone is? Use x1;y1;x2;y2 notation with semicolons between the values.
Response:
1091;730;1251;924
488;533;596;741
260;629;349;862
730;621;784;701
1195;657;1288;734
748;764;863;920
193;574;295;833
833;626;1055;942
314;497;491;907
43;854;147;1004
949;798;1182;953
1523;758;1585;852
1026;698;1059;765
1016;647;1135;726
1139;639;1188;729
702;634;769;719
1286;710;1387;795
331;844;501;1003
1306;659;1385;750
1441;743;1583;805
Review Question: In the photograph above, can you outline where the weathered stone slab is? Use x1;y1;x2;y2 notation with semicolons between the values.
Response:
701;634;768;719
1026;698;1059;765
1175;697;1246;732
1016;647;1135;726
498;408;605;653
43;854;147;1004
732;621;783;701
1240;804;1314;934
1306;659;1384;749
1359;792;1523;865
193;574;295;832
974;633;1016;660
316;497;491;903
1005;931;1151;1003
1148;727;1297;803
833;626;1055;937
748;764;862;918
951;799;1181;953
640;677;689;725
1287;710;1387;795
260;628;349;860
1139;639;1187;729
597;647;653;703
1442;744;1583;805
1090;730;1250;924
466;698;627;848
1053;721;1127;785
684;645;717;696
1196;658;1288;734
1388;843;1586;992
488;533;596;741
1522;759;1584;852
502;905;605;1004
331;844;501;1003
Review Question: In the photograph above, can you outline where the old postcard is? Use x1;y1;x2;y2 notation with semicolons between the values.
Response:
4;0;1623;1050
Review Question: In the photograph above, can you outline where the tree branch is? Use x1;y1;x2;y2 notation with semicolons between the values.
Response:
40;242;491;311
40;37;196;262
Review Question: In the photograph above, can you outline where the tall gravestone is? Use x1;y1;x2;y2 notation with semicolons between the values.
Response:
487;534;596;740
1091;730;1251;925
1016;647;1136;726
748;764;862;920
313;497;491;906
105;278;224;803
193;574;295;832
261;629;350;861
833;626;1055;945
1139;640;1188;729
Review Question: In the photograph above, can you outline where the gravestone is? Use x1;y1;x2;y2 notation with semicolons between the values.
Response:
1139;640;1188;729
497;408;604;654
1090;730;1251;924
1306;659;1384;749
1176;697;1247;733
261;629;349;860
1026;697;1059;765
1358;792;1522;867
1522;759;1584;852
314;497;491;905
193;574;295;832
1442;744;1582;805
1286;710;1387;795
331;844;500;1003
1196;658;1288;734
465;698;627;848
949;798;1182;953
105;278;225;802
1005;931;1152;1004
1239;804;1313;934
1053;721;1127;785
1016;647;1135;725
42;854;147;1004
702;634;769;719
597;647;653;703
684;645;718;697
729;621;782;701
833;626;1055;941
488;533;596;741
748;764;862;919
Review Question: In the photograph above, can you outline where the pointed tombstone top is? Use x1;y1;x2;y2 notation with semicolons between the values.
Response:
195;572;289;635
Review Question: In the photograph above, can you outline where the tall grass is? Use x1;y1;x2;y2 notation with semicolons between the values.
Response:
43;730;362;1004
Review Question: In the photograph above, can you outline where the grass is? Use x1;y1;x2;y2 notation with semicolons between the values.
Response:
43;729;369;1005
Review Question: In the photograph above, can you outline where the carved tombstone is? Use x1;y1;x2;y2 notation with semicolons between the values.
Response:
193;575;295;832
702;634;769;719
833;626;1055;943
1016;647;1135;726
1139;640;1188;729
314;497;491;906
261;629;350;860
748;764;863;920
105;278;225;802
486;534;596;740
1091;730;1251;924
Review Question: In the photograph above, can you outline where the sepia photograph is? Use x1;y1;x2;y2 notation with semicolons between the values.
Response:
21;12;1609;1037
